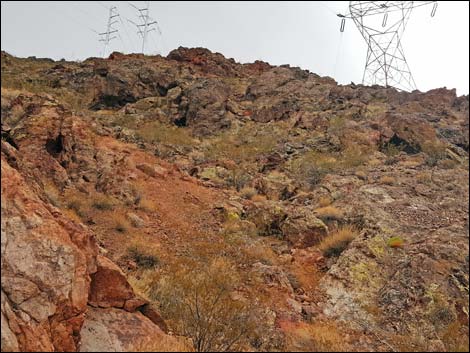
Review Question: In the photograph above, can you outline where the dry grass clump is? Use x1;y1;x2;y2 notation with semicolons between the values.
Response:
313;206;343;221
127;245;160;268
318;225;359;257
251;194;267;202
62;208;83;224
288;146;371;189
136;121;196;147
64;191;88;218
137;198;159;212
387;236;405;248
91;193;116;210
379;175;396;185
240;186;258;200
354;170;367;181
417;171;433;184
109;211;130;233
317;195;332;207
203;121;290;164
285;321;346;352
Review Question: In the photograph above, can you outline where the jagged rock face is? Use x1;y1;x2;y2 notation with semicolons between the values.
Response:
0;93;188;351
1;154;98;351
79;307;187;352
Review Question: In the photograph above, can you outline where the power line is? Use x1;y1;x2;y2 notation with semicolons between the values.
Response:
51;4;100;35
127;1;161;54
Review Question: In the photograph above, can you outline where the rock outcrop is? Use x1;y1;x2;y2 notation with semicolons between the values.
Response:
1;47;468;352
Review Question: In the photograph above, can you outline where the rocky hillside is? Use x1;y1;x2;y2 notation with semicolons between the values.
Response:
1;48;468;352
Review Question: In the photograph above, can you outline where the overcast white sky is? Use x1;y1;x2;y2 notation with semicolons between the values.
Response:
1;1;469;94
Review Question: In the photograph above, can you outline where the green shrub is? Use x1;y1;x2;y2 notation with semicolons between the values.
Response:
387;236;404;248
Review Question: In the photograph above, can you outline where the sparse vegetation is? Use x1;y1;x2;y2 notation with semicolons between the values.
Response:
64;191;88;218
379;175;396;185
137;197;159;212
127;245;160;268
318;195;333;207
387;236;405;248
240;186;258;200
91;193;116;210
2;46;468;353
422;140;447;167
110;211;130;233
136;121;197;147
318;225;359;257
288;146;370;189
314;206;343;221
203;122;286;163
153;258;262;352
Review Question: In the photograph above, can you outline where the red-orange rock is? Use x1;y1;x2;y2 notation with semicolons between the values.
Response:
88;255;135;309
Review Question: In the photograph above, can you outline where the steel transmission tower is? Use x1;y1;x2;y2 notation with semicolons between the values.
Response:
99;5;120;58
128;1;162;54
338;1;438;92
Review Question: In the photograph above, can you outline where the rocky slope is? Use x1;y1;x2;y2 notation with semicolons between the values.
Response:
1;48;468;352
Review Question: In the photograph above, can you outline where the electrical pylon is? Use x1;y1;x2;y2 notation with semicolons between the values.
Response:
128;1;162;54
99;5;120;58
338;1;438;92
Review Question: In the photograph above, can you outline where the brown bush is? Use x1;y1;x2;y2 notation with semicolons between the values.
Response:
153;258;261;352
318;225;358;257
91;194;116;211
379;176;396;185
314;206;343;221
109;212;130;233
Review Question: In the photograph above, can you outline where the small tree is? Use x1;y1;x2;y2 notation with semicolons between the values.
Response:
154;258;258;352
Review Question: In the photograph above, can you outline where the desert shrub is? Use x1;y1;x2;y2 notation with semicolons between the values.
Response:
327;116;346;137
203;122;286;163
288;146;370;189
379;175;396;185
354;170;367;180
305;166;327;187
422;140;447;167
153;258;260;352
285;321;345;352
127;245;160;268
136;121;196;147
387;236;404;248
417;171;433;184
240;186;257;200
137;198;159;212
341;145;370;168
64;192;87;218
314;206;343;221
227;168;251;191
110;212;130;233
318;195;332;207
91;194;115;210
318;225;358;257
